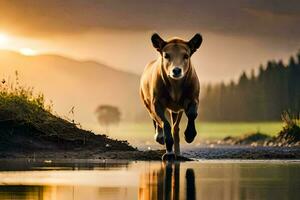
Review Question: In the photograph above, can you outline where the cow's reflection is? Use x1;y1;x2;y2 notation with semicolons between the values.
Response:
139;162;196;200
185;168;196;200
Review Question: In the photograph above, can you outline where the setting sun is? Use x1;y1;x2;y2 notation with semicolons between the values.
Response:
19;48;37;56
0;33;9;45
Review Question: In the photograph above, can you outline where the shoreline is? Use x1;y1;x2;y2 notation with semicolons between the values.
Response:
1;146;300;161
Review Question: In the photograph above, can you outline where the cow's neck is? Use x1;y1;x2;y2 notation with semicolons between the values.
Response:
168;78;184;102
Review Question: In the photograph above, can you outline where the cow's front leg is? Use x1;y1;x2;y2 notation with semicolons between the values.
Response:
153;101;175;161
171;111;183;156
184;102;198;143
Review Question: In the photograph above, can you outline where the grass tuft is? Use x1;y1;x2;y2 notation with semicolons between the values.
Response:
275;111;300;146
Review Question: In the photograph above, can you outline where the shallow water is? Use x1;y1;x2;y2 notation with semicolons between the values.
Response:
0;160;299;200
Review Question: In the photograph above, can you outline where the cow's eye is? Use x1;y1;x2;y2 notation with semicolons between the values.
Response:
183;53;189;60
164;53;170;59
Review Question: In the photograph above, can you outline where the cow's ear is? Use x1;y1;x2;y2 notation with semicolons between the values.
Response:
151;33;166;53
188;33;202;55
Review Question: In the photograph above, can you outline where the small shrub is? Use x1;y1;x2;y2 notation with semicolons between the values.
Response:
275;111;300;145
281;110;300;127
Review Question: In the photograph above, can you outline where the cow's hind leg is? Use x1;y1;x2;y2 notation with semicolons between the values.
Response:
153;120;164;145
171;111;183;156
153;101;175;161
184;102;198;143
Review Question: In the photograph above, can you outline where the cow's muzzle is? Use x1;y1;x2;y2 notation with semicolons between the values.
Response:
170;67;183;79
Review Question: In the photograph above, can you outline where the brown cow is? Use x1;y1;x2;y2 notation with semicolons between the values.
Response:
140;33;202;161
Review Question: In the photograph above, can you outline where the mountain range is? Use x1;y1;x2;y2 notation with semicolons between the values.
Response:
0;50;146;129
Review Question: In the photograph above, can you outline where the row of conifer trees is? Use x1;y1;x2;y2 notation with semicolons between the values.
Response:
199;51;300;121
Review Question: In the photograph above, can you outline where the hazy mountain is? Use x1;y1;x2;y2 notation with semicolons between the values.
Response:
0;50;145;129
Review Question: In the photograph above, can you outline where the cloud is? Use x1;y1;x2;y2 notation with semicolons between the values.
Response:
0;0;299;41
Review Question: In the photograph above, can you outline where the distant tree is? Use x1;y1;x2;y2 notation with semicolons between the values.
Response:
95;105;121;134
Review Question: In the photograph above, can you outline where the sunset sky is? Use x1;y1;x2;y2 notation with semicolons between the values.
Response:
0;0;299;83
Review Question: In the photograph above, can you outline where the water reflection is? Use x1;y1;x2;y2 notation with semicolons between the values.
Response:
139;162;195;200
0;160;299;200
185;168;195;200
0;185;136;200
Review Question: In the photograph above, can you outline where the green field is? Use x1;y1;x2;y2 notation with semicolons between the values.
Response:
108;121;283;146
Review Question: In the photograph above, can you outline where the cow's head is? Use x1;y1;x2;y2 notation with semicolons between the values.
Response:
151;33;202;80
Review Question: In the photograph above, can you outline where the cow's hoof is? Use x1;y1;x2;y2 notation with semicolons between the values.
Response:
162;152;176;161
184;128;197;143
154;132;165;145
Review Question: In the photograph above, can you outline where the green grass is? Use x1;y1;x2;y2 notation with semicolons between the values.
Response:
196;122;283;138
108;121;283;145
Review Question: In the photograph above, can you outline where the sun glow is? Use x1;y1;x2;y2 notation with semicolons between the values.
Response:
0;33;9;45
19;48;37;56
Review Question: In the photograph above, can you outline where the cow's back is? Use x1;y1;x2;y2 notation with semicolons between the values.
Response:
139;59;158;110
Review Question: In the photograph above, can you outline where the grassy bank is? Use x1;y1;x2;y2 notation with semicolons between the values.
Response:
0;74;135;154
